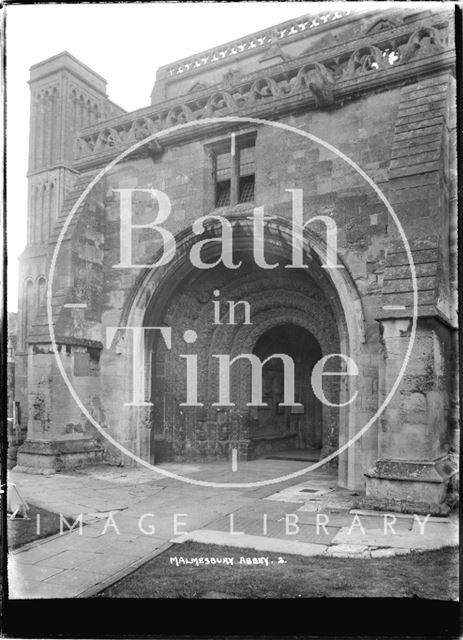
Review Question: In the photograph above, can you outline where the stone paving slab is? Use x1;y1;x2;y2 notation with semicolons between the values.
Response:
229;502;299;520
43;568;108;589
292;510;353;526
325;544;370;558
297;498;354;512
13;535;80;561
346;515;414;531
298;512;414;531
44;583;86;598
9;540;67;564
173;529;328;557
331;523;459;550
270;491;356;512
203;515;340;544
9;557;64;582
294;502;324;512
411;519;458;535
11;579;83;599
63;535;130;554
90;536;167;558
35;549;102;570
75;550;144;575
350;508;426;520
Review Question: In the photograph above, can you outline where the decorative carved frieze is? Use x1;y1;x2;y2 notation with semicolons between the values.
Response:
249;77;282;103
399;26;446;64
205;92;237;116
344;46;387;78
166;104;193;127
164;8;352;78
291;62;335;107
363;16;403;36
73;11;454;164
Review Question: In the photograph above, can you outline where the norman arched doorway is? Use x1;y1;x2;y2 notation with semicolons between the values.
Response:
144;251;342;465
250;324;323;459
118;213;366;487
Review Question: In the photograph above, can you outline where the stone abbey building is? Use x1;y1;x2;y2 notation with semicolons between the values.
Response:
14;5;458;515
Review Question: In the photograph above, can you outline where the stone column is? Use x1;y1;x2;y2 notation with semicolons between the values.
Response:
364;317;458;515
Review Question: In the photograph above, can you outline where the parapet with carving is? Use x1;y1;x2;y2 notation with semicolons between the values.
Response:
73;7;454;169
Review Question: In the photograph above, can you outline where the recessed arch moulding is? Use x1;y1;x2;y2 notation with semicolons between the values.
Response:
99;209;370;490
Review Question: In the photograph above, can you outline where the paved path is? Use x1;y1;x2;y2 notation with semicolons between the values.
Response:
7;462;458;598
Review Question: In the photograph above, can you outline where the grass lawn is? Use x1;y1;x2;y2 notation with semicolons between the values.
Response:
8;504;76;550
97;541;458;599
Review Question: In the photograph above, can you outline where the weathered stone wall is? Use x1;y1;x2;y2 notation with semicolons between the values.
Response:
20;72;453;477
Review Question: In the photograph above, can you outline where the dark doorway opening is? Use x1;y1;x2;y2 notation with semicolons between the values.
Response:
249;324;323;460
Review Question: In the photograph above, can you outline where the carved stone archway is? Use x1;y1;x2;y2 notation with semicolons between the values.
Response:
120;213;366;488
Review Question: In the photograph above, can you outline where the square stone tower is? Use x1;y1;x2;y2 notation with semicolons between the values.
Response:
15;53;125;464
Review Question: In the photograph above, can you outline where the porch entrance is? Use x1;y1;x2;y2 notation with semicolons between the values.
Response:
249;324;323;459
